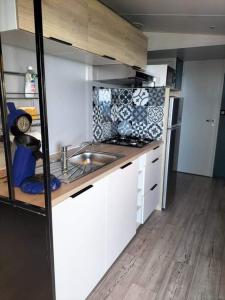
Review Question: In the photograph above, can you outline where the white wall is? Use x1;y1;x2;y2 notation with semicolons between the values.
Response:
2;44;92;154
145;32;225;51
177;59;225;176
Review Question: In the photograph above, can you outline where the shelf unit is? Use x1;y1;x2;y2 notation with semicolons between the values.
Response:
4;71;39;99
4;71;41;127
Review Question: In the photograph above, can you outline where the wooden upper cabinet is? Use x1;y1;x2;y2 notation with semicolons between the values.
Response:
87;0;147;69
87;0;126;62
2;0;147;68
17;0;88;50
123;22;148;69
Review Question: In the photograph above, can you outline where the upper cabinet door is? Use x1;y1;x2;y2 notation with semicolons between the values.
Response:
17;0;88;49
88;0;147;69
9;0;147;67
124;23;148;69
87;0;126;61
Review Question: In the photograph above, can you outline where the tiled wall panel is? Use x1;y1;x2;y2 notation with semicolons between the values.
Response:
93;87;165;141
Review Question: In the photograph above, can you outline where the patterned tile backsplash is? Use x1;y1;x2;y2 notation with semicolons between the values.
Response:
93;87;165;141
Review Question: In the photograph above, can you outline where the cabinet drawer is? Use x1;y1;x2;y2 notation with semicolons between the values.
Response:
146;144;162;165
143;183;160;223
144;157;161;195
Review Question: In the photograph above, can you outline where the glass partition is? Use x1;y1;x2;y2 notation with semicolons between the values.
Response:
0;17;48;211
0;110;9;198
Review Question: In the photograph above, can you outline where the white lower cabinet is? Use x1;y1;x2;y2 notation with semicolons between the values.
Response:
52;159;139;300
106;160;138;268
143;182;160;222
137;145;162;224
52;179;107;300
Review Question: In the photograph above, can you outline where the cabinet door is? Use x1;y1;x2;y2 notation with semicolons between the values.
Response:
143;183;160;222
52;179;107;300
17;0;88;49
142;155;162;222
144;157;161;196
123;22;148;69
106;160;138;268
88;0;126;61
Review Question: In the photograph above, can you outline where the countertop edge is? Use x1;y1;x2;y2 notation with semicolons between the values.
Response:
52;140;163;207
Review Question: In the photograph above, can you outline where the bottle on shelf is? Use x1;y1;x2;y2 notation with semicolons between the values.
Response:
25;66;37;98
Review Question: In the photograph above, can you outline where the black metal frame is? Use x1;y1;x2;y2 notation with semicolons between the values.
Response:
0;0;56;299
33;1;56;299
0;36;15;201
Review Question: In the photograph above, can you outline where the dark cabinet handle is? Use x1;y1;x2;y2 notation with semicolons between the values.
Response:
152;158;159;164
150;184;158;191
132;65;141;70
120;162;132;169
48;37;72;46
153;146;159;150
71;185;93;198
102;55;116;61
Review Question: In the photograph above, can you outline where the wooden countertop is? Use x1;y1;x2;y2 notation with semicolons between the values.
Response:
0;140;162;208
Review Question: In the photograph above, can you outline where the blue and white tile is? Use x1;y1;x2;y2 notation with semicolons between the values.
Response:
111;104;119;122
149;87;165;106
133;106;148;124
117;104;133;122
117;89;133;105
132;88;150;106
131;121;148;138
93;123;103;141
117;121;132;136
93;106;104;124
111;121;119;136
93;86;99;106
147;105;164;123
101;103;111;122
111;89;120;105
99;88;111;105
148;122;162;139
102;122;112;140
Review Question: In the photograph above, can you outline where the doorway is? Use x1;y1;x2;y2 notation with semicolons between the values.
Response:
177;60;225;177
214;74;225;178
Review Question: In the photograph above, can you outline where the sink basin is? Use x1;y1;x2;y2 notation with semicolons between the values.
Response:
49;151;123;183
69;152;121;167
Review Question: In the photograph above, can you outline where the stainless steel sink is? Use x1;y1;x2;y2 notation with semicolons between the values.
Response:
69;152;121;167
49;151;123;183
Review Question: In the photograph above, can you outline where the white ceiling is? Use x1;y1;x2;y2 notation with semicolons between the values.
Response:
101;0;225;35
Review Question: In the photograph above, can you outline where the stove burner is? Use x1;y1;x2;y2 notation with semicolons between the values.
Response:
102;136;153;148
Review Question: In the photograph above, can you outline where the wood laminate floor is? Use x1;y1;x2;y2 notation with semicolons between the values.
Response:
88;173;225;300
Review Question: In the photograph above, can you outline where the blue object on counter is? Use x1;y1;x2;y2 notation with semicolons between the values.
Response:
21;174;61;194
12;135;42;187
13;145;36;187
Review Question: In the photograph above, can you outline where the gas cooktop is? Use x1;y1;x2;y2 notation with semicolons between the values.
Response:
102;136;153;148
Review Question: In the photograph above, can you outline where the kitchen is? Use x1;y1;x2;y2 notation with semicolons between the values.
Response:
0;1;225;300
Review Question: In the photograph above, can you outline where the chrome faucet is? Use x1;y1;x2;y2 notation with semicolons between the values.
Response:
60;141;96;173
66;141;95;159
61;145;71;174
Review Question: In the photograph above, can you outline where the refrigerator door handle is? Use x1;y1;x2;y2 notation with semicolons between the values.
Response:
167;97;174;127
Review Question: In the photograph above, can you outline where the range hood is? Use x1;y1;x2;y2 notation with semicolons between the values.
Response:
93;65;153;87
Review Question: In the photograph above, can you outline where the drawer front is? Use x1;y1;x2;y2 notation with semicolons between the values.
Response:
138;153;147;171
146;144;162;165
143;183;160;222
144;156;161;195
